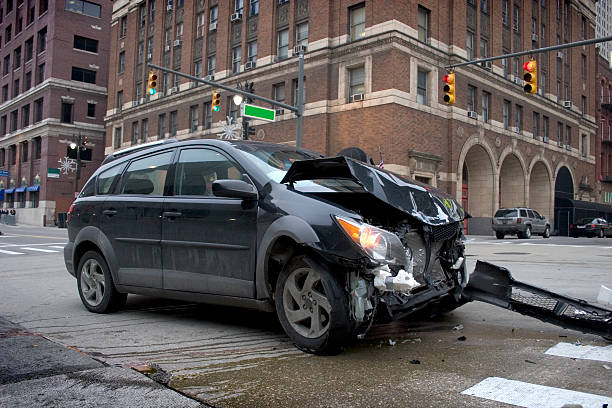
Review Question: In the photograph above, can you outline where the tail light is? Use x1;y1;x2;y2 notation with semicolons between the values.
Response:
67;203;75;223
516;218;522;223
570;224;574;229
590;224;596;228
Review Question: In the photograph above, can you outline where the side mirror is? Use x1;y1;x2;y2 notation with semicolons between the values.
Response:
212;179;258;200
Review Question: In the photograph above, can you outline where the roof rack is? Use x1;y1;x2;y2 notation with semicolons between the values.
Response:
102;139;178;165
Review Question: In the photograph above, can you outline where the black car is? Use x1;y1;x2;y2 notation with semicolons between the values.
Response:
64;140;468;354
569;218;612;238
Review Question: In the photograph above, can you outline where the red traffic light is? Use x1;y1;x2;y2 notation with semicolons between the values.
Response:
443;74;455;84
523;61;535;72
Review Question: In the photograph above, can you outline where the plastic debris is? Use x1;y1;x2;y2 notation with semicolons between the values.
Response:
388;339;396;346
409;359;421;364
603;365;611;370
372;265;421;293
453;324;464;331
457;336;467;341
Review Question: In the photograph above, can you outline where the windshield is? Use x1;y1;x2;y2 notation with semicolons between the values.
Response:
235;144;365;192
495;209;517;217
576;218;596;225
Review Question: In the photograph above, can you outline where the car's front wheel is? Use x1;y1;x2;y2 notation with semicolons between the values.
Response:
77;250;126;313
542;226;550;238
495;232;505;239
598;229;604;238
275;255;351;355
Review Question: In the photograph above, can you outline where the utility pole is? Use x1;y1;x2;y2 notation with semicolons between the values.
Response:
70;133;87;194
239;81;254;140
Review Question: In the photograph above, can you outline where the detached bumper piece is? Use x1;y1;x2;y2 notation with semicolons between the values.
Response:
463;261;612;339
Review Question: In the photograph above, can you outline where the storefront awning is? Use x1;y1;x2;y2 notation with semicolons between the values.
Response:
0;189;4;200
15;186;26;193
5;188;14;194
27;185;40;192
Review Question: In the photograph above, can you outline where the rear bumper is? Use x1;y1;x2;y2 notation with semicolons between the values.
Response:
569;228;597;237
492;224;526;234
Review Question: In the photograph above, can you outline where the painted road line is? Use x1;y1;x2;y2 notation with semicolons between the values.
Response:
49;246;66;249
0;249;25;255
461;377;611;408
545;342;612;363
20;247;59;253
0;242;66;248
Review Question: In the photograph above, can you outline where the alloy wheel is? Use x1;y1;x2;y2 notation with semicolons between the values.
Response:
80;259;105;307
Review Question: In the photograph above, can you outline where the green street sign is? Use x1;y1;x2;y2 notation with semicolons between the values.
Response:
48;168;60;179
242;103;275;122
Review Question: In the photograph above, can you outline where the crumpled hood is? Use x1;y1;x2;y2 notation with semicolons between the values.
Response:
280;156;466;226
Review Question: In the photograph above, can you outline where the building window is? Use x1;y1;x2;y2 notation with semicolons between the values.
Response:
120;16;127;37
21;141;28;163
503;100;510;130
581;134;587;157
502;0;508;25
467;86;476;112
118;51;125;73
37;63;45;84
37;27;47;53
231;46;241;74
203;102;211;129
417;69;428;105
169;110;177;136
149;0;155;22
350;4;365;40
196;12;205;37
533;112;539;138
417;6;430;43
34;98;43;122
175;22;183;39
293;78;305;106
158;113;166;138
12;79;19;97
207;55;216;76
277;29;288;59
33;137;41;159
234;0;243;13
543;115;549;141
5;25;11;43
87;102;95;117
10;110;17;132
74;35;99;53
274;82;285;102
116;91;123;112
139;4;146;28
512;3;519;32
137;42;144;64
348;66;364;99
229;99;238;121
13;46;21;69
0;116;6;135
515;105;522;132
480;38;488;58
64;0;102;18
482;92;490;123
194;60;202;78
40;0;48;15
190;105;199;131
296;22;308;47
60;102;73;123
131;121;139;145
250;0;259;16
581;54;586;79
582;96;586;115
2;85;7;102
71;67;96;84
114;127;122;148
209;5;218;24
581;16;586;40
247;40;257;63
566;125;571;147
557;122;563;146
466;31;474;59
3;55;10;75
21;104;29;127
140;118;148;141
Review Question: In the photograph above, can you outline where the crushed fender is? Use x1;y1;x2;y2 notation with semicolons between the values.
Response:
463;261;612;339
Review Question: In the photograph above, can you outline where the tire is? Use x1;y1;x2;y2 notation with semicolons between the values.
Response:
542;226;550;238
275;255;351;355
77;250;126;313
495;232;505;239
523;226;532;239
598;229;604;238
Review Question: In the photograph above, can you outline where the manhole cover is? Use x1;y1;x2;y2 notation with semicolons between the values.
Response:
492;252;531;255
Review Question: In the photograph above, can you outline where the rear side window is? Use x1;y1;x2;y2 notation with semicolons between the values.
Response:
494;209;517;217
97;163;126;195
527;210;535;218
121;151;173;195
79;177;96;198
520;209;528;217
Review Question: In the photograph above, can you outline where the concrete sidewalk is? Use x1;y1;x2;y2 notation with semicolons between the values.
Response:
0;316;205;407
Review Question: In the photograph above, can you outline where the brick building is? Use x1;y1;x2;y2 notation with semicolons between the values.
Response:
0;0;111;226
597;53;612;204
106;0;601;235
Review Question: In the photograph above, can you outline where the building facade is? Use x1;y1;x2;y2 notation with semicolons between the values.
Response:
106;0;600;235
596;0;610;63
0;0;111;225
597;53;612;204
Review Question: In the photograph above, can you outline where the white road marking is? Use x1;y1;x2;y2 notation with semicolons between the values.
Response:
468;241;612;249
0;249;25;255
0;242;66;248
461;377;611;408
545;342;612;363
49;246;65;249
20;247;59;253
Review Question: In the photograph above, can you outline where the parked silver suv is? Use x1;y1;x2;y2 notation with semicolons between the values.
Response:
491;207;550;239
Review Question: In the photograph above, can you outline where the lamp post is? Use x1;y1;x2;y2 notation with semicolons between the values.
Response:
69;133;87;194
235;81;254;140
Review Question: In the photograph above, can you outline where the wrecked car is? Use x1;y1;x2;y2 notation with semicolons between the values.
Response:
64;140;611;354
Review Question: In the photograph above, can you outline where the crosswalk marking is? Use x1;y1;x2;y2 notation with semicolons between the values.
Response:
20;247;59;253
545;342;612;363
0;249;25;255
462;377;611;408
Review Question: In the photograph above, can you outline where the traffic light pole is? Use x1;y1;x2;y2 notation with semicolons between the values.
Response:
444;35;612;69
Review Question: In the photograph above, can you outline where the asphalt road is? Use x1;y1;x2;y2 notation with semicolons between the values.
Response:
0;224;611;407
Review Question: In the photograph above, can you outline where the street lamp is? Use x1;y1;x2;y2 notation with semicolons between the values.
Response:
232;94;244;106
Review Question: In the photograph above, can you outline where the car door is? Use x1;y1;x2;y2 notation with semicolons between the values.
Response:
531;210;543;233
99;150;174;288
162;147;258;298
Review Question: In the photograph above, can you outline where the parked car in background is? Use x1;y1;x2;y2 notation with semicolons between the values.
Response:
491;207;550;239
64;140;468;354
569;218;612;238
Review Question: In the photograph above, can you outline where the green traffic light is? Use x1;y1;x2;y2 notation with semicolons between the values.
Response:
148;88;157;95
213;106;220;112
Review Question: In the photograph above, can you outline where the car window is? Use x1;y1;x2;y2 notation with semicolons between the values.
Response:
97;163;127;195
174;148;242;196
520;209;528;217
79;177;96;198
120;151;173;195
532;210;541;218
527;210;535;218
494;209;517;217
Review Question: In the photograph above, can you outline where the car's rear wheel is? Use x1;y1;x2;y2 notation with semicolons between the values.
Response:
542;226;550;238
518;226;531;239
275;255;351;355
77;250;126;313
598;229;604;238
495;232;505;239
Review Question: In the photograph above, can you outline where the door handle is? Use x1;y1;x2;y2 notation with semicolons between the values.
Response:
103;209;117;217
162;211;183;219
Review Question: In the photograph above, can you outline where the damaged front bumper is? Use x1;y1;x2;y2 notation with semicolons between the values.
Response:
463;261;612;339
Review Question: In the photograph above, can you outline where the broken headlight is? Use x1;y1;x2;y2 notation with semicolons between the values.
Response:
335;216;406;265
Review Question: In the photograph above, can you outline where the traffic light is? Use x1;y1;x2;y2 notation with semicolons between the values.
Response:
248;126;256;137
523;59;537;94
147;70;158;95
212;90;221;112
443;72;455;104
